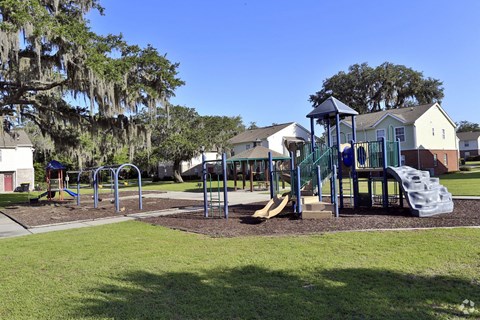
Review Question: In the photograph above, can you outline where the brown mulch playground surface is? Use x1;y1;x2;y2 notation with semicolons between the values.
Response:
143;199;480;237
2;191;479;237
2;191;203;228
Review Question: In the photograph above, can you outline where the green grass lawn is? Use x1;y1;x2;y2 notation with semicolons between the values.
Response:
466;161;480;166
0;222;478;319
439;170;480;196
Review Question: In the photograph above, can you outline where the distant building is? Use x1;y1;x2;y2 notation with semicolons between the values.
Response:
457;131;480;158
157;122;312;179
157;151;219;179
0;131;35;192
228;122;311;158
331;103;459;175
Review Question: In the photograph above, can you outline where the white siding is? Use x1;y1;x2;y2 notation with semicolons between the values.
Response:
414;105;457;150
459;138;479;151
232;123;311;157
0;147;33;171
0;146;35;191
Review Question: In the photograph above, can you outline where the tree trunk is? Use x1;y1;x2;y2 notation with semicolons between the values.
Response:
173;160;184;183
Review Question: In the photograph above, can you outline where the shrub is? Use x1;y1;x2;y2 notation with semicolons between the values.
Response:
460;166;473;171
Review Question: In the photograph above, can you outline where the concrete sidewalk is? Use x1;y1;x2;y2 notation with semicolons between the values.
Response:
0;213;31;238
0;190;270;239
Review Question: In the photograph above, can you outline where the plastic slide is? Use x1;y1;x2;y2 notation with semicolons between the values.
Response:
387;166;454;217
252;194;290;219
37;191;49;199
64;188;78;198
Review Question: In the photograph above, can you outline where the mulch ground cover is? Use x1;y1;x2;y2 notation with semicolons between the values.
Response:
143;199;480;237
1;191;203;228
2;191;480;237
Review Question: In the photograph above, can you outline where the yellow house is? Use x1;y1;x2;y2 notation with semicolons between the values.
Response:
331;103;458;175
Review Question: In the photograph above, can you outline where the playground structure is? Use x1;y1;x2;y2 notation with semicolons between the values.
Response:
202;153;228;218
40;160;79;201
202;147;296;219
295;96;454;218
41;161;142;213
202;97;454;220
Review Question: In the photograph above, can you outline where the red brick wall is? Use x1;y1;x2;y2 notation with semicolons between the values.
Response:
402;149;459;175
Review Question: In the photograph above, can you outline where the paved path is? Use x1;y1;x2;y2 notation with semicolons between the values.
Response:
0;190;270;240
0;213;31;238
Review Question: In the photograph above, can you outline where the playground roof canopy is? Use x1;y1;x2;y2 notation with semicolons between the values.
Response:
46;160;65;170
306;97;358;120
227;146;289;162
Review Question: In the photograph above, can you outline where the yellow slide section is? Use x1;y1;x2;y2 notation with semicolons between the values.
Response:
252;194;290;219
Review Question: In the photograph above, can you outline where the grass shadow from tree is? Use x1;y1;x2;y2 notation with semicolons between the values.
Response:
75;266;479;319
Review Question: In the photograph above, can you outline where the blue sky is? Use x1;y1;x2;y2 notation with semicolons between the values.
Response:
89;0;480;130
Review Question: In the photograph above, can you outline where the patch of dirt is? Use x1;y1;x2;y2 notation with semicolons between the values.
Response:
2;191;203;227
143;200;480;237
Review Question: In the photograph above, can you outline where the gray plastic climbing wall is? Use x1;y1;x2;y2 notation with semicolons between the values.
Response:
386;166;454;217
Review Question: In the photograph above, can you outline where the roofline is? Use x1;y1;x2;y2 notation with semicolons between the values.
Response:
329;119;352;132
415;103;456;128
370;113;406;128
456;132;480;139
291;122;312;136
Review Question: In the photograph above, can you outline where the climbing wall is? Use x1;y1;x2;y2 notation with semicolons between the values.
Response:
387;166;454;217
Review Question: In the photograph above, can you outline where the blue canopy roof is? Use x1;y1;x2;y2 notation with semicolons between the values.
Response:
306;97;358;120
46;160;65;170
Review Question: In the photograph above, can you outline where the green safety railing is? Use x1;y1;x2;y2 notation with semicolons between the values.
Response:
353;140;399;170
297;145;335;192
386;141;400;167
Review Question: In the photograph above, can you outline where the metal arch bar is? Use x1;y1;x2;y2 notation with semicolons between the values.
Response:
75;168;96;206
202;153;208;217
222;153;228;219
114;163;143;213
93;166;116;208
268;152;274;199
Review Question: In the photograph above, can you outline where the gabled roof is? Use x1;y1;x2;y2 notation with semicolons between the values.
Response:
343;103;436;130
307;97;358;119
228;123;293;145
227;146;289;162
457;131;480;140
0;130;33;148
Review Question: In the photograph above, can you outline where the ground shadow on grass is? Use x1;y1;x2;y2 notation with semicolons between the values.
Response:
76;266;479;319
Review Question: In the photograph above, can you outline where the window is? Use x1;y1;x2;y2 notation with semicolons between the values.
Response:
331;135;337;145
245;144;250;150
346;133;352;143
394;127;405;142
444;154;448;166
433;153;438;167
376;129;385;140
401;155;406;166
442;129;446;139
465;141;470;147
432;128;435;136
